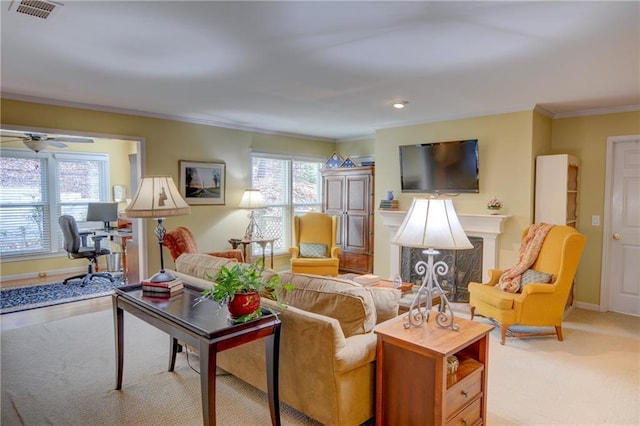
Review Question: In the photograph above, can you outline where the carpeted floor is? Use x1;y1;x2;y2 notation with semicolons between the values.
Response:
0;275;124;314
1;308;639;425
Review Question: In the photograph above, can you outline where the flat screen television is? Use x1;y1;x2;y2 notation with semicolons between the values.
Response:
399;139;479;193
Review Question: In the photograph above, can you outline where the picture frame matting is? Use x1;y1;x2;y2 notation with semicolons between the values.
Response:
179;160;226;205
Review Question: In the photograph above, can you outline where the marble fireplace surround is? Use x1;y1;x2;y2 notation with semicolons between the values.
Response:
378;210;510;280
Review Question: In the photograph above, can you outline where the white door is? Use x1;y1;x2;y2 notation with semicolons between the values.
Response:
605;137;640;316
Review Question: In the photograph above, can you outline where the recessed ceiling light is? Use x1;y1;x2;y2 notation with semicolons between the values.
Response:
392;101;408;109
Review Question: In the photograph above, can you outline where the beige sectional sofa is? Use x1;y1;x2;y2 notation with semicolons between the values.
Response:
170;253;401;426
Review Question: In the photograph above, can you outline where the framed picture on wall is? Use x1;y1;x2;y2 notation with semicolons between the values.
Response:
112;185;127;202
179;160;226;205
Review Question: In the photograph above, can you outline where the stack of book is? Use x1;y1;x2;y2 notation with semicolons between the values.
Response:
141;277;184;297
379;199;399;210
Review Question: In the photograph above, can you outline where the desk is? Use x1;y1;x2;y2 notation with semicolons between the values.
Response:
108;231;133;283
228;237;277;268
113;283;281;425
89;229;134;283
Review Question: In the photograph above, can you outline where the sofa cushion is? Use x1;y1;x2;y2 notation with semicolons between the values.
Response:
175;253;237;280
364;286;400;323
274;273;376;338
299;242;327;258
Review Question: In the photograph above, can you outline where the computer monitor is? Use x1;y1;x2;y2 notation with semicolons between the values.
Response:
86;202;119;230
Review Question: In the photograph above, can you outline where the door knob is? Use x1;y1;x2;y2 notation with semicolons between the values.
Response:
613;233;621;240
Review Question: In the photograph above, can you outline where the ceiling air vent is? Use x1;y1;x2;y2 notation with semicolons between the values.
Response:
13;0;61;19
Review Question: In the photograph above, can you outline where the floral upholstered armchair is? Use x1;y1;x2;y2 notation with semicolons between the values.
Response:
163;226;244;263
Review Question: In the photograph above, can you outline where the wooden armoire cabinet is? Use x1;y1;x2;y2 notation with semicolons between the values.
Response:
322;166;375;274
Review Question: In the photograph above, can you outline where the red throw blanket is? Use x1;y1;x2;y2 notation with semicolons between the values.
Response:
498;223;554;293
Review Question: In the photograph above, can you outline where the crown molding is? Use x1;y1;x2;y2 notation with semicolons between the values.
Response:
1;92;337;143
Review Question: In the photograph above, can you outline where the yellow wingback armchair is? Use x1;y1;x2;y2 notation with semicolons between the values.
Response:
469;225;586;345
289;212;341;276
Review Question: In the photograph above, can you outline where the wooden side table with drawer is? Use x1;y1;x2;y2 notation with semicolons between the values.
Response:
375;313;493;426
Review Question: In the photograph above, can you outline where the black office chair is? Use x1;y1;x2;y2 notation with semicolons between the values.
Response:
58;215;115;286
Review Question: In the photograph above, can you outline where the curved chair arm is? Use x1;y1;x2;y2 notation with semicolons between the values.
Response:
521;282;557;295
330;246;341;258
289;246;300;259
480;268;503;286
78;230;93;247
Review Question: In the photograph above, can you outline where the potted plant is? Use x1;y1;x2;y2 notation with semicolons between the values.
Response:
197;259;293;322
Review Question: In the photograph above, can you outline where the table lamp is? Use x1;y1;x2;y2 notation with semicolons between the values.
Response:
125;176;191;282
239;189;265;240
392;197;472;330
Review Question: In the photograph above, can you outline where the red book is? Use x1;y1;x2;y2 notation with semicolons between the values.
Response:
142;283;184;294
140;278;183;288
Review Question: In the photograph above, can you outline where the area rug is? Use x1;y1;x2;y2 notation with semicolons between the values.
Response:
0;276;124;314
1;308;638;425
1;309;321;425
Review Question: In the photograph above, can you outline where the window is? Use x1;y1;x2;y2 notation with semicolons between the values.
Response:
0;149;109;258
250;152;323;254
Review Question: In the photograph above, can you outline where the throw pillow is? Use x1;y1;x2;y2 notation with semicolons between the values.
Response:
299;242;327;258
520;268;554;292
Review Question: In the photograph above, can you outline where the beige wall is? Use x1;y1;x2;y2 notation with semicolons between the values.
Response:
1;98;335;279
550;111;640;305
374;111;536;281
336;138;375;159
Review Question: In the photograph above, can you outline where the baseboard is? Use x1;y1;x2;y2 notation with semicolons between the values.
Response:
1;267;86;283
574;301;600;311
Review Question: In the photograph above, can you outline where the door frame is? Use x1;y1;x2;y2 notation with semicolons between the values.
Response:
1;123;147;282
599;134;640;312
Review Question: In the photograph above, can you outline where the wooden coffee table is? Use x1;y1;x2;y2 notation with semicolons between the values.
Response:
113;283;282;426
375;279;447;313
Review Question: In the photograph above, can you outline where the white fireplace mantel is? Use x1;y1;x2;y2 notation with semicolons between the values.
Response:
378;210;510;279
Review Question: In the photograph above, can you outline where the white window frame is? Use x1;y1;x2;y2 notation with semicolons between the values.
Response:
0;148;110;261
249;151;324;256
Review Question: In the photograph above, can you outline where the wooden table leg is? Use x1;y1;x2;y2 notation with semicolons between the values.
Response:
265;323;281;426
199;340;217;426
120;236;129;283
113;296;124;390
169;337;179;371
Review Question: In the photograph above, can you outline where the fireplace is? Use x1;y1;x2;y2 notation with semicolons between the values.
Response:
378;210;510;290
400;236;483;302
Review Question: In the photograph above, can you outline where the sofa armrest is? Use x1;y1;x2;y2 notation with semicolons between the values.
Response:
289;246;300;258
330;246;341;258
335;333;377;373
169;269;212;292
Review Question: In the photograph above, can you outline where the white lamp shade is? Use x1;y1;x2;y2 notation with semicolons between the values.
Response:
125;176;191;218
238;189;265;209
392;198;472;250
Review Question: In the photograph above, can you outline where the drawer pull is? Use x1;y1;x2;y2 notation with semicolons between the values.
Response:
461;390;468;398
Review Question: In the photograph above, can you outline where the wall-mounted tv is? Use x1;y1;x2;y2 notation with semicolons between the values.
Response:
399;139;479;194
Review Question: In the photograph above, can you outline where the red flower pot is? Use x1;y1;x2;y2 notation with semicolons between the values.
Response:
227;291;261;319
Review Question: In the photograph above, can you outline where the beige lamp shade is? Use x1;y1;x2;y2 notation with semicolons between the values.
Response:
238;189;265;209
392;198;472;250
125;176;191;218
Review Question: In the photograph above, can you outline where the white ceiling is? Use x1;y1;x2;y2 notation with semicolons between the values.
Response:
1;1;638;141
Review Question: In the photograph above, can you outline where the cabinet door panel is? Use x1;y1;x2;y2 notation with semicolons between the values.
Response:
324;177;345;212
345;215;368;252
346;175;370;214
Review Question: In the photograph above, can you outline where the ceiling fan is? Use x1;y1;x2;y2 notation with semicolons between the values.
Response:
0;129;94;153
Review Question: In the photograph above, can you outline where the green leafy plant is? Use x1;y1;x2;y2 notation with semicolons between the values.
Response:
196;259;294;322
